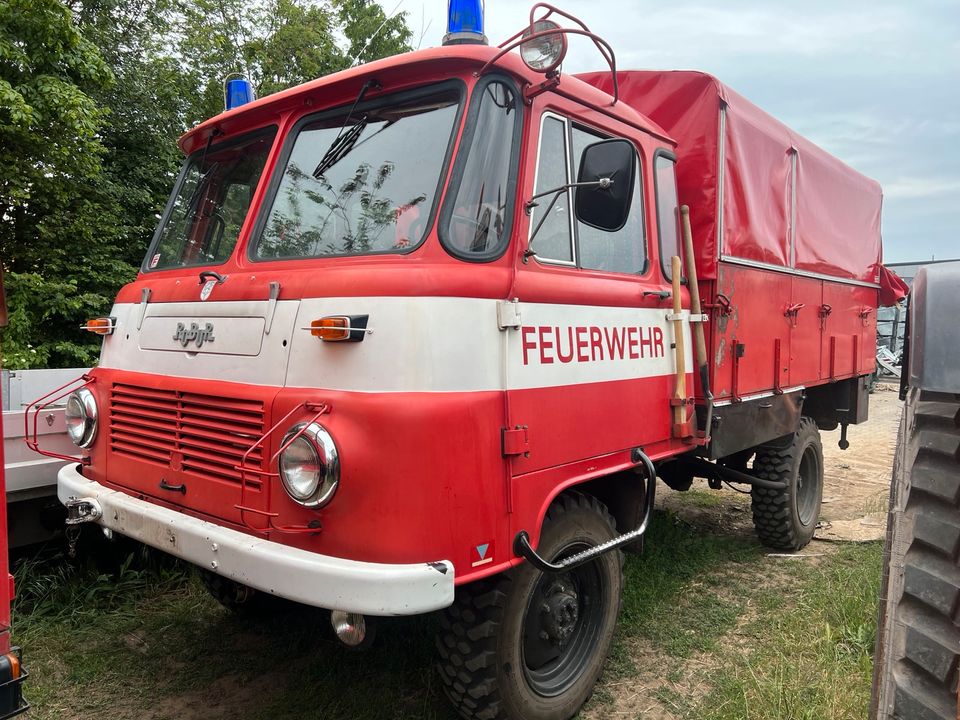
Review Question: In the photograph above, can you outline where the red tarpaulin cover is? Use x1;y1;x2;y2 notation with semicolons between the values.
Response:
576;71;884;285
879;264;909;306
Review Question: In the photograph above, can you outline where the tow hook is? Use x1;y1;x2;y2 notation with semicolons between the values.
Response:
64;497;102;525
63;497;103;558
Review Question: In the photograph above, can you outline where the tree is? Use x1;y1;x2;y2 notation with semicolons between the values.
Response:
0;0;120;367
180;0;412;123
0;0;414;369
0;0;112;218
335;0;412;66
72;0;190;269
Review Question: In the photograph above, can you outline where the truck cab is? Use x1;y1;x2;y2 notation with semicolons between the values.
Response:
55;33;686;580
38;5;892;720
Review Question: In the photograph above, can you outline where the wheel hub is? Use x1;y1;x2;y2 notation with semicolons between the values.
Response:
539;580;580;646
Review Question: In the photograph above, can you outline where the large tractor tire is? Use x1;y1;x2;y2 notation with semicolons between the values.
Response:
750;416;824;550
870;389;960;720
436;492;623;720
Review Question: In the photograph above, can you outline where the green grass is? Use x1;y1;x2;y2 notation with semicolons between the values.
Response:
15;542;456;720
615;511;761;662
681;489;726;509
658;543;883;720
11;516;882;720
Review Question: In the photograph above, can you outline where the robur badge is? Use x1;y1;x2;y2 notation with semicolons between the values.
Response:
173;321;215;348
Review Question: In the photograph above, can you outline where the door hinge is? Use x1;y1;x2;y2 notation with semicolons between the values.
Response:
501;426;529;457
137;287;151;330
497;299;522;330
264;281;281;334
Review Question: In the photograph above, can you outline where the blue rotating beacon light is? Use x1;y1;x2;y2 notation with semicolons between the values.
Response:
442;0;487;45
224;74;256;111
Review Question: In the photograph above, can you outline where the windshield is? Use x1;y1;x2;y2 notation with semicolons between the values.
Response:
146;128;276;270
254;86;461;259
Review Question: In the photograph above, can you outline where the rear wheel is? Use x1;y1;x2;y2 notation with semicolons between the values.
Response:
436;492;623;720
750;416;824;550
870;390;960;720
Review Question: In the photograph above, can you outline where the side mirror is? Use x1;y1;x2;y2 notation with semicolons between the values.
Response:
574;139;636;232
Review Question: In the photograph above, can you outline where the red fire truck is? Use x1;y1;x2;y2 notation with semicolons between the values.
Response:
30;4;904;718
1;271;28;717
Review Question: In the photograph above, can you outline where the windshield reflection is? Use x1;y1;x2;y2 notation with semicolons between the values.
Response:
257;88;461;259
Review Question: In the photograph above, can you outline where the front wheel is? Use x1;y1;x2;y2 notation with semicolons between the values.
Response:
436;492;623;720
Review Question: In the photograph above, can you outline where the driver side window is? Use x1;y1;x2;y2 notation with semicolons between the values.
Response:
530;114;646;274
530;115;574;263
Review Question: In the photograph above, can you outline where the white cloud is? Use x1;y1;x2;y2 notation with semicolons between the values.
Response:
408;0;959;261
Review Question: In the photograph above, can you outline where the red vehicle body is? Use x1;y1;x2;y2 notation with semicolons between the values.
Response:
37;6;902;719
1;273;28;718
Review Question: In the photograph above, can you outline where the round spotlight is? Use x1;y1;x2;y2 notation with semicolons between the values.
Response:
65;388;98;448
331;610;367;647
520;19;567;74
278;422;340;507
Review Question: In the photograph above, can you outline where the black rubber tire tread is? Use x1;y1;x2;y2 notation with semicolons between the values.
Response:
750;416;824;550
870;390;960;720
435;492;623;720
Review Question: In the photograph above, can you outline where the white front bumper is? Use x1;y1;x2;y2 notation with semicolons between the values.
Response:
58;464;454;616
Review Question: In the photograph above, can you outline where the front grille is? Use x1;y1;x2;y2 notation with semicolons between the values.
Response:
109;384;266;483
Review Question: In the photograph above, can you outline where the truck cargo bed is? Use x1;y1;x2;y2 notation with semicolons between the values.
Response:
580;70;882;402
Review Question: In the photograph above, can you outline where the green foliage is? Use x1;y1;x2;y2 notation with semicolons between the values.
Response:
13;547;188;623
0;0;112;210
664;543;883;720
335;0;413;65
0;0;124;368
0;0;412;369
180;0;413;123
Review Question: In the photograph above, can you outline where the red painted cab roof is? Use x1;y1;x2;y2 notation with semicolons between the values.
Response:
179;45;673;155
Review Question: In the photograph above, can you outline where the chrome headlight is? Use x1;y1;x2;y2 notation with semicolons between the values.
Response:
279;422;340;507
65;388;98;448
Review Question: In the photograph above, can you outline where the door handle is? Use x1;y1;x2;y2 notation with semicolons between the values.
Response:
198;270;227;285
819;303;832;329
784;303;805;327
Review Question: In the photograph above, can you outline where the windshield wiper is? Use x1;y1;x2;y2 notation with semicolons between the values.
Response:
183;128;223;217
313;79;381;179
313;118;369;179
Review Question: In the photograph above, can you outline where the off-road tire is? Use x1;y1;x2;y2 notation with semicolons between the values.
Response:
750;416;824;550
870;389;960;720
436;492;623;720
198;569;282;616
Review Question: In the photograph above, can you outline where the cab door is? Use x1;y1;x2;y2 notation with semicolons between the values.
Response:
505;104;682;477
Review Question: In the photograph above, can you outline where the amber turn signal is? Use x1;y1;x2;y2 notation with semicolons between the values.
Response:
81;317;115;335
310;316;351;341
4;652;20;679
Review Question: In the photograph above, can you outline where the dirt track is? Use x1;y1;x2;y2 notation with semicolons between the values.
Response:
817;384;901;542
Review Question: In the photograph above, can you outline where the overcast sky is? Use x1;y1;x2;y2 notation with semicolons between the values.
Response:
412;0;958;263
